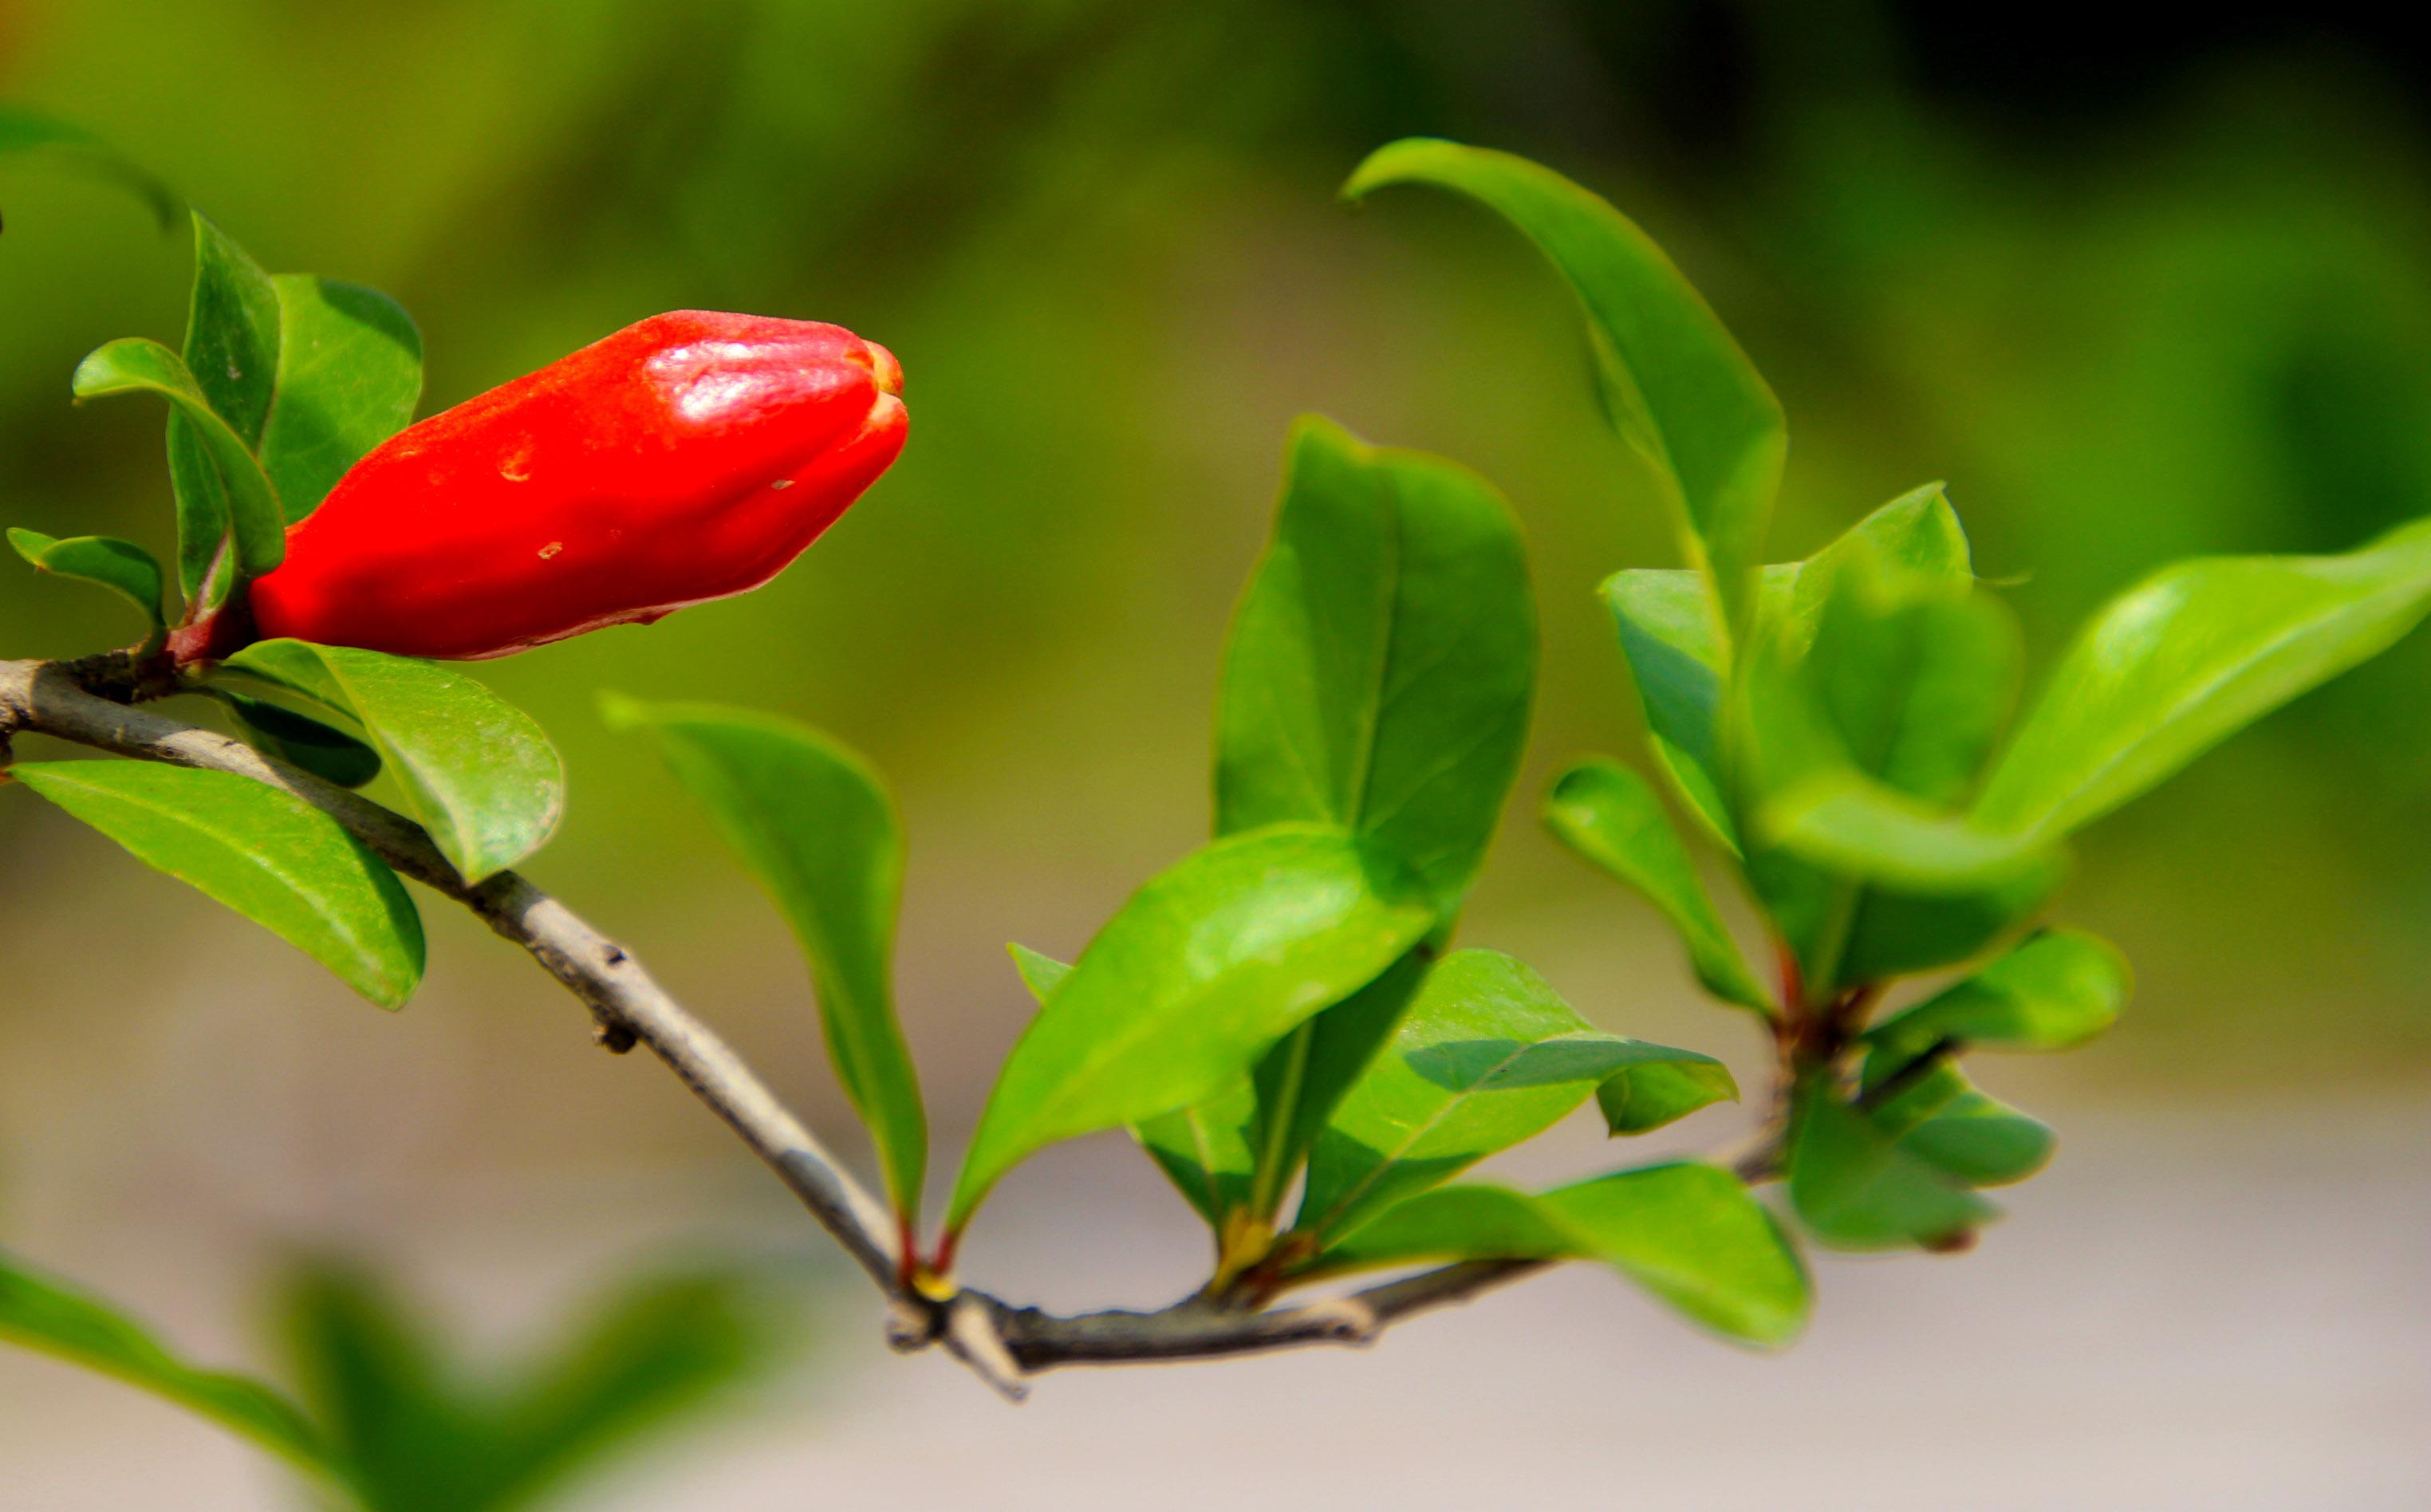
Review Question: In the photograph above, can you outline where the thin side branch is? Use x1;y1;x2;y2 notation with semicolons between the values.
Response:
2;657;1597;1393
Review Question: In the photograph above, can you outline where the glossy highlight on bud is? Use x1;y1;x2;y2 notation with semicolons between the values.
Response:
227;310;906;662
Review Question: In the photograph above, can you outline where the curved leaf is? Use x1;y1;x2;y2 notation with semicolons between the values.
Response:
1544;757;1768;1011
7;526;165;631
1597;485;1965;852
1862;928;2129;1085
221;640;561;884
165;215;282;601
947;825;1433;1232
1297;950;1725;1241
1313;1164;1808;1346
1347;139;1784;628
1596;1056;1739;1136
1760;770;2055;894
1787;1085;1994;1253
218;691;383;789
1976;516;2431;838
1;1249;341;1491
605;697;926;1215
74;337;285;582
10;761;423;1006
0;105;179;227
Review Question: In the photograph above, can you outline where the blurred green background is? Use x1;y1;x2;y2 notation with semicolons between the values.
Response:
3;2;2429;1503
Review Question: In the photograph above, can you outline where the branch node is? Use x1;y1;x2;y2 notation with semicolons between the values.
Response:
944;1294;1030;1403
593;1019;639;1054
1294;1294;1381;1345
884;1294;939;1354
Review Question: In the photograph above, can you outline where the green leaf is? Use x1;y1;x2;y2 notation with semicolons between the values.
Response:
1596;1056;1739;1136
1787;1085;1994;1252
73;336;286;585
1760;770;2055;893
1314;1164;1808;1346
258;275;423;520
220;640;561;884
605;697;926;1216
1599;566;1748;849
1836;864;2067;986
1803;557;2019;806
1010;943;1264;1227
1976;516;2431;839
1595;486;1964;852
1296;950;1722;1242
1242;947;1435;1218
1780;482;1972;656
1897;1088;2054;1188
1135;1090;1263;1230
1347;140;1785;629
1543;757;1768;1011
278;1260;791;1512
7;526;165;631
217;691;383;789
8;761;421;1006
947;825;1433;1233
0;1248;340;1490
0;104;179;227
476;1269;793;1510
166;215;282;601
1006;942;1071;999
1863;928;2130;1085
1736;514;2040;991
1215;415;1535;915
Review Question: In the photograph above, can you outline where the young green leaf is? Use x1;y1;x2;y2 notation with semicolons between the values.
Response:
1136;1090;1263;1230
278;1260;793;1512
164;215;281;601
74;336;286;583
1596;486;1964;852
1736;521;2036;991
1346;139;1785;629
1216;415;1535;914
1312;1164;1809;1347
1;1249;342;1491
1596;1055;1739;1136
1296;950;1722;1242
947;825;1433;1233
1780;482;1972;655
9;761;423;1006
220;640;561;884
217;691;383;789
1243;948;1435;1217
1599;566;1752;849
1787;1085;1995;1252
1896;1086;2054;1188
1834;864;2067;986
1862;928;2130;1085
1760;770;2055;893
7;527;166;632
258;275;423;519
0;104;180;227
1006;942;1072;999
1976;515;2431;839
1544;757;1769;1012
605;697;926;1217
1010;943;1264;1227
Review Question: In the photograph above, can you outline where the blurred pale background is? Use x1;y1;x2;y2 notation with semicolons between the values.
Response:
3;2;2427;1507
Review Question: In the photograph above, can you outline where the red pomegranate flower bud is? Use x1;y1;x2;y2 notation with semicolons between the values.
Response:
221;310;906;662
